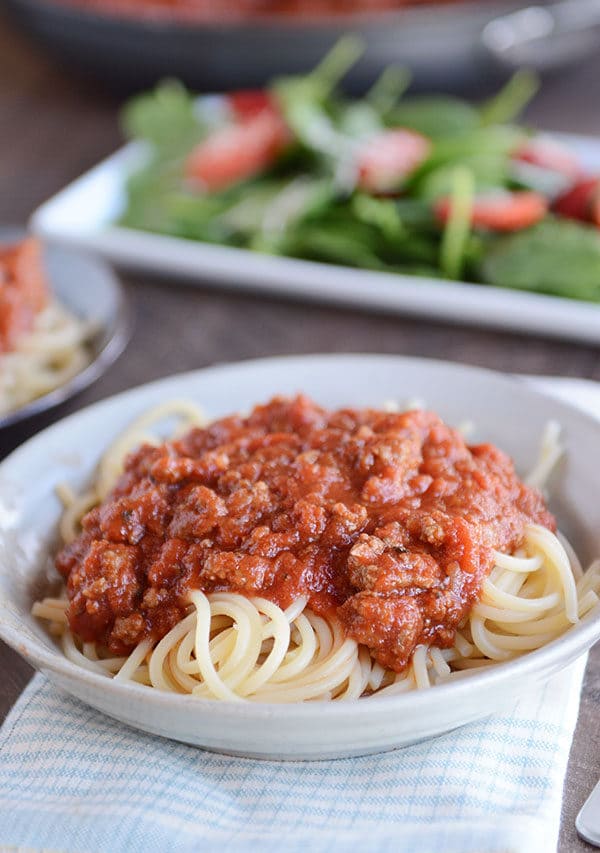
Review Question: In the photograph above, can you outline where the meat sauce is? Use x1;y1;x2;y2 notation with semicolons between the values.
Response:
56;397;554;671
0;239;47;354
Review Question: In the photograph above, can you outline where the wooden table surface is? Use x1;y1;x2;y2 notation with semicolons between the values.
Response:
1;15;599;851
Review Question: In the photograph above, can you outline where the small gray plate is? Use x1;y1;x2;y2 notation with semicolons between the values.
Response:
0;230;131;432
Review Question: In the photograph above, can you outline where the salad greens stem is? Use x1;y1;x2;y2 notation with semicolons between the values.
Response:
366;66;412;117
439;167;475;280
479;69;539;126
308;34;365;94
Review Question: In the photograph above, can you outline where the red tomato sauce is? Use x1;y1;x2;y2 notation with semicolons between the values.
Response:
56;396;554;670
0;239;48;354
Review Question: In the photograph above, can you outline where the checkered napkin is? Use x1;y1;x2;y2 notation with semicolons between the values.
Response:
0;376;596;853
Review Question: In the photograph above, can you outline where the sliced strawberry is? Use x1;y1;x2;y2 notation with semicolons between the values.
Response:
356;129;431;194
553;177;600;223
186;106;291;192
513;138;582;180
435;190;548;232
227;89;274;122
591;188;600;227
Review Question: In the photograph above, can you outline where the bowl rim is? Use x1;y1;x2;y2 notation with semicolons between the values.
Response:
1;352;599;720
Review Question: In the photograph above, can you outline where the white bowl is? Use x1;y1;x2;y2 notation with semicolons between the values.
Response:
1;354;599;760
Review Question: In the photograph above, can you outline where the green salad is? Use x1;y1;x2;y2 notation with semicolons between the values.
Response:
119;37;600;301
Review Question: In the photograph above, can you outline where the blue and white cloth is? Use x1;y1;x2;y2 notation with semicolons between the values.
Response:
0;659;586;853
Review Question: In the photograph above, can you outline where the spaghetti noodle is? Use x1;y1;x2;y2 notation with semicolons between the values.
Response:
33;399;600;702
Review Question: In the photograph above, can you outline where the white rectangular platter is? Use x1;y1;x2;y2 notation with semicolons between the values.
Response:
31;132;600;345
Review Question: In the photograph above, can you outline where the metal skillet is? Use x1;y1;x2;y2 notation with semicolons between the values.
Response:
4;0;600;92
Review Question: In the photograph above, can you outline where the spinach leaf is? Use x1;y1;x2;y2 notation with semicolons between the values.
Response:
122;80;205;156
481;219;600;300
388;96;480;138
415;154;509;199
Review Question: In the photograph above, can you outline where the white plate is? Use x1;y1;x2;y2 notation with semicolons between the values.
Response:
1;354;600;759
30;133;600;345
